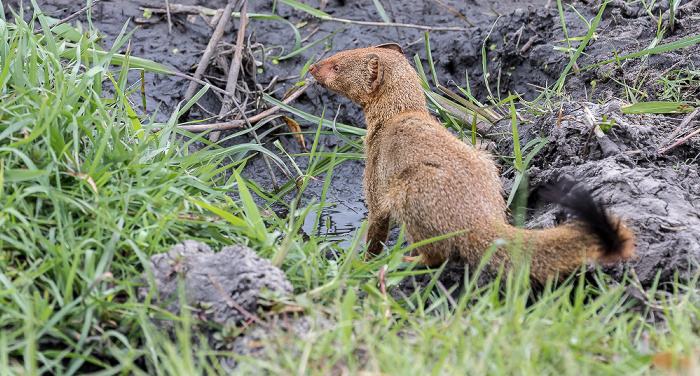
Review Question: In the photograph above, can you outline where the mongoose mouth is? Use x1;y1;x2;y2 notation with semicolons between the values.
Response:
308;63;325;86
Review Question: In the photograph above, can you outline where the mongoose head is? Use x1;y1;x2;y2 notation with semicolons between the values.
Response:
308;43;409;107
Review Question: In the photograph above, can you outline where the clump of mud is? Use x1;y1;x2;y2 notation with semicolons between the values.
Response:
137;240;292;336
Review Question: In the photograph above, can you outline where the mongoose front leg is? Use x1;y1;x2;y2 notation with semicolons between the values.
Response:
365;212;390;261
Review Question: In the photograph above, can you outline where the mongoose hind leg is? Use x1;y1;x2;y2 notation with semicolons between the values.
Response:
365;212;390;261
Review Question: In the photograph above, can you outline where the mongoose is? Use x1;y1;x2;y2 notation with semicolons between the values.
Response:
308;43;635;284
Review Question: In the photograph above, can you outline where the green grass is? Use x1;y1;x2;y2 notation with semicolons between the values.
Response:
235;272;700;375
656;68;700;103
1;2;699;375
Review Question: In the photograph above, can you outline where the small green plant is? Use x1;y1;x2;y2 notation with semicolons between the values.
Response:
657;68;700;103
668;0;684;32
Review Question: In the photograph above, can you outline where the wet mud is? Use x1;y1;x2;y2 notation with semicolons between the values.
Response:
8;0;699;290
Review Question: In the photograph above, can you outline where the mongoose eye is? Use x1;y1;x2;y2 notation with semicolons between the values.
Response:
332;66;339;73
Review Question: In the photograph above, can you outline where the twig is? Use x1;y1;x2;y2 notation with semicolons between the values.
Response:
164;0;173;35
173;71;234;98
520;35;537;54
373;265;391;319
582;105;601;155
437;280;457;308
300;26;320;43
659;125;700;154
659;108;698;150
142;4;468;31
207;273;270;328
175;83;309;132
227;48;282;191
34;0;103;34
141;4;218;16
314;17;467;32
182;1;236;104
210;0;247;143
432;0;474;27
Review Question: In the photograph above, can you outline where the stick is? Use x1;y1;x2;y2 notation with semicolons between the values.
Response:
659;108;699;149
142;4;468;31
329;18;466;31
219;0;280;191
207;274;270;328
140;4;217;15
659;117;700;154
173;71;235;97
164;0;173;35
182;1;236;104
34;0;103;34
432;0;474;27
437;280;457;308
210;0;247;143
175;83;309;132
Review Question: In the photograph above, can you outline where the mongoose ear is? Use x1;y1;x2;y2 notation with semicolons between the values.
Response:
374;43;404;55
366;53;383;92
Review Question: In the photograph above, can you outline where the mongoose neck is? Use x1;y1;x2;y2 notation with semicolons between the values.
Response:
362;79;429;134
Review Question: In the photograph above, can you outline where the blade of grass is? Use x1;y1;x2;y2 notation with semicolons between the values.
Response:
372;0;391;23
535;0;608;102
621;101;695;114
577;34;700;73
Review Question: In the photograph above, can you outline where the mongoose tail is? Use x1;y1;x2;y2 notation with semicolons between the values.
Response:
515;179;636;284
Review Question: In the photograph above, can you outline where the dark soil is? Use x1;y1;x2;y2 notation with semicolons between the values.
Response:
8;0;699;290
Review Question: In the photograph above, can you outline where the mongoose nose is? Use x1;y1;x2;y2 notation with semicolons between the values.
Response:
308;64;316;74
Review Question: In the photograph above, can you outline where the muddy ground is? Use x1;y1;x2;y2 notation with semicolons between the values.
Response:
8;0;699;292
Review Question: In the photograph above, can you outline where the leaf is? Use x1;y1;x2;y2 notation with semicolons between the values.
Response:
66;171;99;195
578;34;700;73
1;169;48;182
372;0;391;23
60;46;175;74
535;0;608;101
262;94;364;136
233;169;267;241
282;116;307;152
425;32;440;87
277;24;348;60
506;172;524;208
276;0;332;20
187;197;253;237
235;12;302;53
621;102;695;114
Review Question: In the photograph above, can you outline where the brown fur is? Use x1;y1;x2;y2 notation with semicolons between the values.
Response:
308;44;635;285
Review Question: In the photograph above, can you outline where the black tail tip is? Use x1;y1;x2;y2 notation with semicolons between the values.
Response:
539;177;635;261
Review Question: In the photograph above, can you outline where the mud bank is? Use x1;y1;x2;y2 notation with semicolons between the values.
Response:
8;0;700;288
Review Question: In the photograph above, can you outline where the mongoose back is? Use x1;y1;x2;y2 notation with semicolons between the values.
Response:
308;43;635;284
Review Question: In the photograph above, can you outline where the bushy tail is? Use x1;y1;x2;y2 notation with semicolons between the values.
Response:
538;178;635;262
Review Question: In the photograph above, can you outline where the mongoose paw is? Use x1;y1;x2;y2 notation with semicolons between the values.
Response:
363;254;378;262
402;255;422;263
